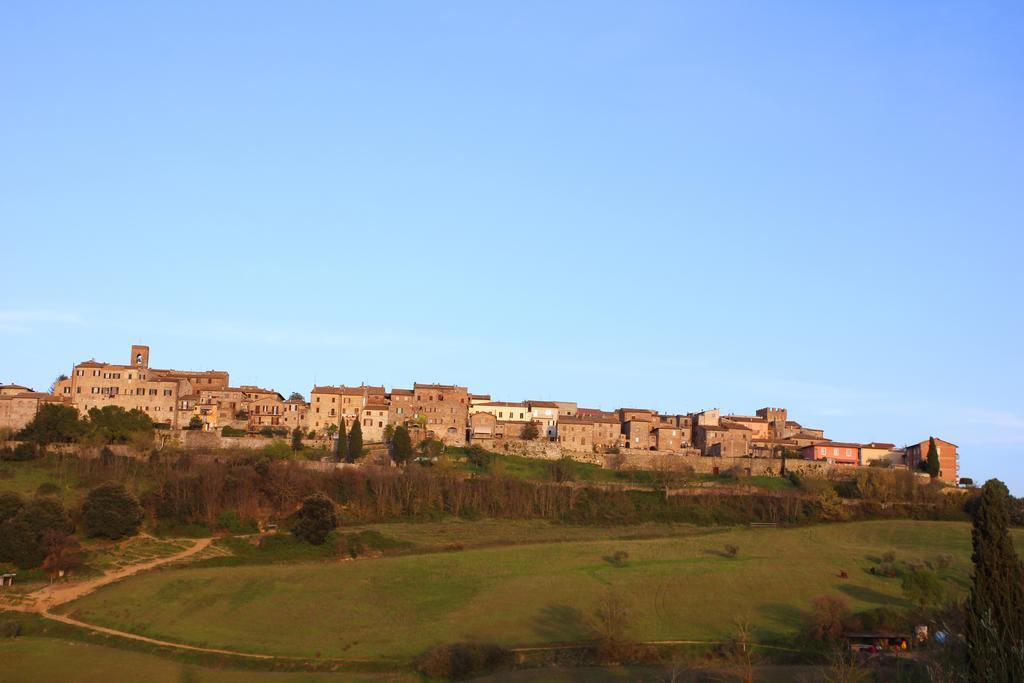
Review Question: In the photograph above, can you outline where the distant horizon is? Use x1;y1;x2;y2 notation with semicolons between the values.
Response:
4;2;1022;494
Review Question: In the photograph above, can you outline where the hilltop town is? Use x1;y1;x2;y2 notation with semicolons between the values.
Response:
0;343;960;483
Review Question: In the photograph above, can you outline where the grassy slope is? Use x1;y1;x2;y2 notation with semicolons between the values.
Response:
0;638;415;683
61;520;1009;661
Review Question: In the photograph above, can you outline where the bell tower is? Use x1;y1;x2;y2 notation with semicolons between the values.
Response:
130;344;150;368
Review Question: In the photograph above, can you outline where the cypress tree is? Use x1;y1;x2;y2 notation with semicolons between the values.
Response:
391;425;413;465
334;421;348;462
926;437;941;479
965;479;1024;681
347;420;363;464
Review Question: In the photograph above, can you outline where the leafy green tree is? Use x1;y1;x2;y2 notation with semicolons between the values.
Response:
926;437;941;478
0;492;25;524
965;479;1024;681
347;420;363;464
291;494;337;545
19;403;83;445
85;406;155;443
0;518;45;568
188;416;204;430
21;497;73;538
288;392;304;402
291;427;303;451
521;421;540;441
383;423;395;444
901;570;945;609
391;425;413;465
81;483;144;539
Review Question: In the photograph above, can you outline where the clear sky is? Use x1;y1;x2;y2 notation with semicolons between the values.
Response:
2;2;1022;492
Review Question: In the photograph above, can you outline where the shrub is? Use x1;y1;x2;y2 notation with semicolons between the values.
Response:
804;595;853;643
259;427;274;438
933;553;955;570
0;492;25;524
0;442;40;462
36;482;60;497
291;494;337;545
607;550;630;567
1;620;21;638
81;483;144;539
548;457;576;483
261;439;292;460
221;426;246;437
465;445;492;469
724;544;739;558
882;550;896;563
415;642;512;680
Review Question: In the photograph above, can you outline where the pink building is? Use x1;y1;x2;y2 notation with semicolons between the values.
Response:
801;442;860;465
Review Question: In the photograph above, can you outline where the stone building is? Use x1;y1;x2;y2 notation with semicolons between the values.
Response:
623;418;652;450
859;442;902;466
0;386;67;432
58;345;227;428
527;401;560;439
557;415;596;451
694;421;752;457
360;400;390;443
413;383;469;445
906;437;959;484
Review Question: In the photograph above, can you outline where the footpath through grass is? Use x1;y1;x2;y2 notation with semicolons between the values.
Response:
58;520;1005;662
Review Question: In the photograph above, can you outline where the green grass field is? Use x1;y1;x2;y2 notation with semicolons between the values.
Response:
0;638;415;683
58;520;1008;662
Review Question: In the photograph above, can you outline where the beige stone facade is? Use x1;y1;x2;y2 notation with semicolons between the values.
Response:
412;383;469;445
527;401;559;439
0;389;67;433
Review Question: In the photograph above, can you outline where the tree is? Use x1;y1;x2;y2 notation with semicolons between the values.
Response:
805;595;852;643
291;493;337;545
383;424;395;444
347;420;363;464
965;479;1024;681
19;403;82;445
41;531;83;579
902;570;945;609
926;437;941;479
334;421;348;462
391;425;413;465
81;483;144;539
291;427;303;452
288;392;304;402
0;492;25;524
85;406;155;443
49;374;69;393
188;415;204;430
0;518;45;568
521;421;540;441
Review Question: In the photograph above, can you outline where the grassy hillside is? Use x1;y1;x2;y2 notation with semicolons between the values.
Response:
0;638;414;683
59;520;1005;662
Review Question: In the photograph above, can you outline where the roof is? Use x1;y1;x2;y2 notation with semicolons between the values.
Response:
390;388;414;396
559;416;595;425
862;442;896;449
477;401;527;408
804;441;862;449
724;415;767;423
527;400;560;408
414;383;467;391
619;407;656;414
75;360;107;368
0;384;30;391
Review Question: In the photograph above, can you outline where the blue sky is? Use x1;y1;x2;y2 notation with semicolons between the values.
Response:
2;2;1022;492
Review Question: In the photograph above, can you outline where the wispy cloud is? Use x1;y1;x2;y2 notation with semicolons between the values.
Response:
0;309;83;333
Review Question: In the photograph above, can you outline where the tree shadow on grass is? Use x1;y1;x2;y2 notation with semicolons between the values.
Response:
756;603;804;642
531;604;592;643
837;584;908;607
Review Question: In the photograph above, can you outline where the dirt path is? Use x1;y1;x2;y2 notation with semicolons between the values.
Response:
4;537;212;614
